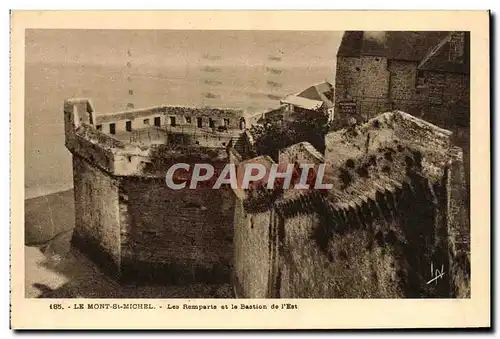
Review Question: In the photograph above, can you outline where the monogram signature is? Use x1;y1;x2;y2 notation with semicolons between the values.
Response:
426;262;445;285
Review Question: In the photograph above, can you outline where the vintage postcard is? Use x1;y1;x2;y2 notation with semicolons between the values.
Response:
10;10;490;329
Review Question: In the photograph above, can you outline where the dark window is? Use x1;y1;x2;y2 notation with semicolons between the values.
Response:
223;118;230;127
239;118;246;130
209;118;215;128
197;117;203;128
186;116;192;124
154;117;161;127
416;70;426;88
169;116;176;127
126;121;132;132
109;123;116;135
143;118;150;125
96;124;102;131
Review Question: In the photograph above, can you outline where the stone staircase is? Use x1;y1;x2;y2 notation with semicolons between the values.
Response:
232;132;250;158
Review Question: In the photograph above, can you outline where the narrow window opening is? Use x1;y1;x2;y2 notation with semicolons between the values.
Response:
239;118;246;130
416;70;427;88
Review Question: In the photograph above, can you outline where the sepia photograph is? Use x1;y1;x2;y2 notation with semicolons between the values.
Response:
11;10;490;330
24;28;471;299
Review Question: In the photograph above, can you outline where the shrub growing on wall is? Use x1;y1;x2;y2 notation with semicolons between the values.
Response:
250;113;331;161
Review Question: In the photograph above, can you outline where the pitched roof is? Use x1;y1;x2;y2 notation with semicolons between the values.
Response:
280;95;324;111
337;31;451;61
418;32;470;74
296;82;334;108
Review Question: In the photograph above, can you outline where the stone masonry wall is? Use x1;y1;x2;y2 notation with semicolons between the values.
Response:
335;56;362;102
388;60;420;101
66;98;240;284
359;56;390;99
234;171;452;298
426;72;470;129
447;156;471;298
278;211;401;298
233;197;273;298
96;105;245;133
119;177;235;284
276;173;449;298
388;60;430;118
335;56;391;122
166;131;236;149
71;154;122;277
233;111;465;298
335;56;469;131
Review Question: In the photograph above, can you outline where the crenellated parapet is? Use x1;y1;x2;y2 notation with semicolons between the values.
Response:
64;98;244;178
64;98;243;284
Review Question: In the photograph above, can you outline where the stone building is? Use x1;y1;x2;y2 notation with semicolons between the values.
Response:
280;82;335;122
229;111;469;298
334;31;470;130
64;98;250;284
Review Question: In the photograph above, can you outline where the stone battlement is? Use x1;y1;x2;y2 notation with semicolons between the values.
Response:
92;102;248;146
64;98;239;285
64;98;245;178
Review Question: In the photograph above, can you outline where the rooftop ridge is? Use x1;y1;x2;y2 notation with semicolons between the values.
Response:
418;33;453;69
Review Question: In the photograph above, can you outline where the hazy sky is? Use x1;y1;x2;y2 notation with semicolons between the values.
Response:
25;29;343;68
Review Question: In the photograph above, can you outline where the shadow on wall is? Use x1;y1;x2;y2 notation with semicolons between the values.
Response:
234;151;463;298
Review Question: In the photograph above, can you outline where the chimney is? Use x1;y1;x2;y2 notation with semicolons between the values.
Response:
449;32;465;63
